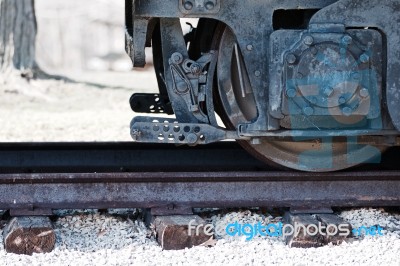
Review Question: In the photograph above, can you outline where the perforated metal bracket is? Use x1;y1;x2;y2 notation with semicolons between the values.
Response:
130;116;239;145
130;93;174;114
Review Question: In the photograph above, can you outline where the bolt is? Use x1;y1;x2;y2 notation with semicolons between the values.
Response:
338;96;347;105
323;86;334;97
171;52;183;64
342;35;353;45
254;70;261;77
187;133;198;144
183;1;193;10
190;63;202;74
246;44;254;51
286;88;297;98
176;82;188;93
360;53;370;63
359;87;370;98
303;106;314;116
304;36;314;46
205;1;215;10
342;106;353;116
286;53;297;64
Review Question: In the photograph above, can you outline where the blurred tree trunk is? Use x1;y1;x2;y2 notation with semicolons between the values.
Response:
0;0;37;79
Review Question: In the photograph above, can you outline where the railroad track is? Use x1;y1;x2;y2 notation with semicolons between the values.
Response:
0;141;399;210
0;142;400;253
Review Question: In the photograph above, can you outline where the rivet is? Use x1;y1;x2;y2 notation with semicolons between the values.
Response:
246;44;254;51
359;87;370;98
360;53;370;63
254;70;261;77
171;52;183;64
303;106;314;116
205;1;215;10
183;1;193;10
342;35;353;45
304;36;314;46
338;96;347;105
286;88;297;98
286;53;297;64
323;86;334;97
187;133;198;144
309;96;318;105
342;106;353;116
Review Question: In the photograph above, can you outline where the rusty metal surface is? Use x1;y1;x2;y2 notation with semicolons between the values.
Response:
0;170;400;210
0;142;399;211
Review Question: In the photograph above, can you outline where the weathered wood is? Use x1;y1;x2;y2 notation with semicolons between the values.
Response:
284;212;353;248
3;217;55;255
0;0;37;77
316;213;352;245
154;215;212;250
284;213;325;248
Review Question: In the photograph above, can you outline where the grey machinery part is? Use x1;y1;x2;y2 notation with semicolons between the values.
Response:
125;0;400;171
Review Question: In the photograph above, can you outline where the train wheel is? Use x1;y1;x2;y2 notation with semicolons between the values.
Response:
210;24;386;172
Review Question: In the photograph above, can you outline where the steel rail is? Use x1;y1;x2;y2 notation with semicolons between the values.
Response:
0;171;399;210
0;142;399;211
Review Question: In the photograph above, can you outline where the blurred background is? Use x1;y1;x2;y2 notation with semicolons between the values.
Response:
35;0;194;87
36;0;129;72
0;0;195;142
35;0;155;89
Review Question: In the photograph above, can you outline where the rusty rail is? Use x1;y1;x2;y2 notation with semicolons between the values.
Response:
0;142;399;211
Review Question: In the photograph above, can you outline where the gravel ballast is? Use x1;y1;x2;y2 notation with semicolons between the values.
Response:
0;208;399;265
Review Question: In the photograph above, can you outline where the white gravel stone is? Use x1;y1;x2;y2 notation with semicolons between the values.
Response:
0;208;399;265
